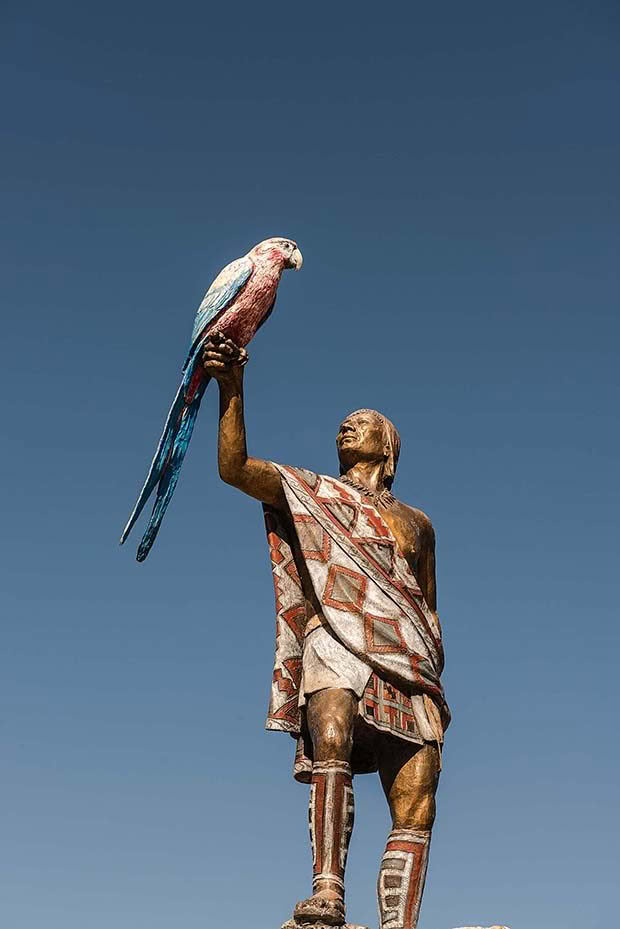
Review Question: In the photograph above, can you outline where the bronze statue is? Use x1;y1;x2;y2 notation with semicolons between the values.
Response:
202;334;449;929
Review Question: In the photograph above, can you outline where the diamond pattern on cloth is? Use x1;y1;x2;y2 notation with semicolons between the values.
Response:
322;498;359;533
323;564;368;614
364;613;407;653
358;538;396;576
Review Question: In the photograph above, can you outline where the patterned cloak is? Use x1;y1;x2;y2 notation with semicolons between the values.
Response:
263;465;450;781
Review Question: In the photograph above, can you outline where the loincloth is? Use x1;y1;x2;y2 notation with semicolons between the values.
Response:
299;625;373;704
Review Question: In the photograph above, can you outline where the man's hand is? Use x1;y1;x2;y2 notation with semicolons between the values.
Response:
202;331;248;384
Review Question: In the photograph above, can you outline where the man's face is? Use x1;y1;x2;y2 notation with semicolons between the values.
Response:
336;412;386;470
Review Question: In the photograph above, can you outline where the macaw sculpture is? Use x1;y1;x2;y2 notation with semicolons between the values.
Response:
120;236;303;561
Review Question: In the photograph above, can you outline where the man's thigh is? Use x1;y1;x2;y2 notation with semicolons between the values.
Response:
377;739;441;830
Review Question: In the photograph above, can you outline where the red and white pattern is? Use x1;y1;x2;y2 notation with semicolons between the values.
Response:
309;761;354;896
377;828;431;929
263;466;449;748
362;676;443;744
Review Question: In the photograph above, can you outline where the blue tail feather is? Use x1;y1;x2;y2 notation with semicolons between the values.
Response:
120;381;188;545
120;345;211;545
135;380;206;562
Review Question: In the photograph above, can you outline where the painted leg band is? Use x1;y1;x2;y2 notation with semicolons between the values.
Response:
309;761;354;896
377;828;431;929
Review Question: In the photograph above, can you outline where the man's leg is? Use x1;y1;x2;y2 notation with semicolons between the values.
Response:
294;687;357;926
376;741;441;929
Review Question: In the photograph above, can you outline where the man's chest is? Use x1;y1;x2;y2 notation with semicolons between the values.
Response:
378;505;425;573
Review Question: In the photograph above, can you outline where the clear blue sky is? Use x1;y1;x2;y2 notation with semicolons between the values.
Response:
2;3;619;928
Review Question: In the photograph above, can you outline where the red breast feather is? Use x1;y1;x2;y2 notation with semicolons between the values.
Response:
210;254;285;347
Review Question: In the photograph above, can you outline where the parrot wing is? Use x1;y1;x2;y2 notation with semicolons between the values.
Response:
185;255;253;366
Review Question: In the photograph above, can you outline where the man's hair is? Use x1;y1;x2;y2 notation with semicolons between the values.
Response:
342;409;401;489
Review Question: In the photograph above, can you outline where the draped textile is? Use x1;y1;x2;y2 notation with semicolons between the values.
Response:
263;465;450;780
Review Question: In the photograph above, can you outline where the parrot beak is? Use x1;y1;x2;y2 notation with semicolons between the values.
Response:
290;246;303;271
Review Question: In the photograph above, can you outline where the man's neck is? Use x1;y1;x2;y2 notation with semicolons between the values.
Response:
342;460;386;493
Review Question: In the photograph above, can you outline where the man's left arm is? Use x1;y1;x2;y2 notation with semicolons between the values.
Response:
417;524;437;614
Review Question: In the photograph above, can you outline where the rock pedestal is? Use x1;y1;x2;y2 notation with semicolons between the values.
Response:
282;922;509;929
281;921;370;929
282;921;509;929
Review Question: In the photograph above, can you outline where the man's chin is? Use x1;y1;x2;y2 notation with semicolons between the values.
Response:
338;451;359;471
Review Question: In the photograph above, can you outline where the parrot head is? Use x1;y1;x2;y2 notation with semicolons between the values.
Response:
249;237;303;271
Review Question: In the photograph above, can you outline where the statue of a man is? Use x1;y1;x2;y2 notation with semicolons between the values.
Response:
202;335;450;929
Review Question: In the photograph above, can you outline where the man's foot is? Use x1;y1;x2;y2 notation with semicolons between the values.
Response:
293;893;346;926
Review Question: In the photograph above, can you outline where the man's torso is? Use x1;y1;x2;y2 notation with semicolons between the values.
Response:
284;490;435;634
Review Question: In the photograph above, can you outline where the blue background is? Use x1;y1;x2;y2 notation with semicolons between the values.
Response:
2;3;619;927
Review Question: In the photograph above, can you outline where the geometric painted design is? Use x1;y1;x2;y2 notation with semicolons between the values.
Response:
323;564;367;614
341;784;355;870
360;503;392;538
294;514;331;563
309;761;354;896
285;558;303;588
363;674;423;739
364;612;407;653
402;583;424;600
271;653;301;725
377;828;431;929
295;467;321;492
321;498;359;534
282;605;306;643
264;506;307;734
358;538;396;577
266;527;286;564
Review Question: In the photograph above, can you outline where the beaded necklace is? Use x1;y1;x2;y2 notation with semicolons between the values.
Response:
340;475;396;510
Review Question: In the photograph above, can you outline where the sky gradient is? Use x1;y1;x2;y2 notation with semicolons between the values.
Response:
2;3;619;928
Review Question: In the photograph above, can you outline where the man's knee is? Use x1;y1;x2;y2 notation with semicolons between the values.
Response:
312;714;353;760
307;689;356;762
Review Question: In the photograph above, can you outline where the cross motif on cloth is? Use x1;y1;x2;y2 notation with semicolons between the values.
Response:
362;505;392;538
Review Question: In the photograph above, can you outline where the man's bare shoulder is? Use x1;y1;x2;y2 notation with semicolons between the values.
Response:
392;497;435;540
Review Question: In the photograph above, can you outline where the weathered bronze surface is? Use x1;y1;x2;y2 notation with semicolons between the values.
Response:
202;336;447;929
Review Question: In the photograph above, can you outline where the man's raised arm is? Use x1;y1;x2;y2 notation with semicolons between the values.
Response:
201;332;286;509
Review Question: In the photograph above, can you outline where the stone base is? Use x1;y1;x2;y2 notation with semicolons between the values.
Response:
281;921;370;929
282;920;509;929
